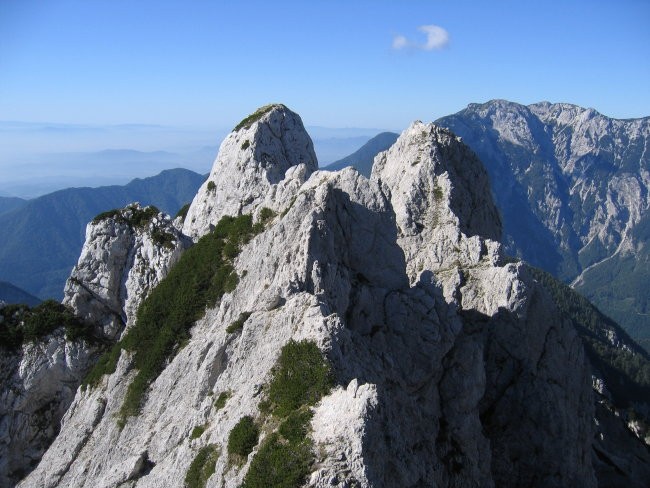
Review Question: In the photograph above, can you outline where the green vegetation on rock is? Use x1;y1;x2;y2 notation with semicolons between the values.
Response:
82;213;269;424
226;312;251;334
185;444;219;488
234;105;281;132
241;432;313;488
242;340;333;488
190;424;207;439
92;204;159;227
0;300;94;349
278;409;313;444
227;415;259;458
267;339;333;417
214;391;230;411
175;203;191;221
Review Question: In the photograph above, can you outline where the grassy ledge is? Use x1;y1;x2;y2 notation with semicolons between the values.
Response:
241;339;333;488
82;211;273;425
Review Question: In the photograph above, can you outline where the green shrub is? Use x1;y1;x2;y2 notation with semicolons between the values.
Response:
258;207;276;225
241;140;251;150
83;214;268;423
151;227;175;249
190;424;207;439
278;409;313;444
243;340;330;487
185;444;219;488
234;105;279;132
207;181;216;192
227;416;259;458
1;301;94;350
241;433;312;488
0;304;30;349
226;312;251;334
214;391;230;410
176;203;191;221
267;340;333;417
82;342;121;388
128;205;159;228
92;208;122;224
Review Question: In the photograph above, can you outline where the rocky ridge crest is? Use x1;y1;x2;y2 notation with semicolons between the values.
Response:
14;105;609;487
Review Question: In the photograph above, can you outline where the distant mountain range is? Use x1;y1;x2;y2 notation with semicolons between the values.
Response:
0;281;40;306
436;100;650;351
0;168;205;300
0;197;26;216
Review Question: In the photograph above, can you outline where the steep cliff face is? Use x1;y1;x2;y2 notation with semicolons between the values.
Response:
436;100;650;349
17;106;602;488
0;205;187;487
373;123;595;486
64;204;189;340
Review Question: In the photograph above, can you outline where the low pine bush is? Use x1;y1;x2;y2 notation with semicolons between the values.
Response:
267;339;333;417
185;444;219;488
227;416;259;458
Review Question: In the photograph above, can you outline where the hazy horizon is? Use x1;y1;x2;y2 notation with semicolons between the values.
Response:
2;0;648;196
0;120;395;198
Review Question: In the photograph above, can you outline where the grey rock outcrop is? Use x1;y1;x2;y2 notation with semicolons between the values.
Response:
20;107;599;488
65;204;189;340
182;104;318;239
0;332;101;487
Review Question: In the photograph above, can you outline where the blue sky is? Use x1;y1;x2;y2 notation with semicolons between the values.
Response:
0;0;649;195
2;0;649;129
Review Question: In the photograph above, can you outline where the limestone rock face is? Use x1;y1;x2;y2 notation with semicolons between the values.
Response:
0;332;101;487
20;108;598;488
373;123;595;486
372;121;502;294
182;104;318;239
64;204;189;340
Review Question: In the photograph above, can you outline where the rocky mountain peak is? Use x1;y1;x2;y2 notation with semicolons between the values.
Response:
182;104;318;238
372;121;502;284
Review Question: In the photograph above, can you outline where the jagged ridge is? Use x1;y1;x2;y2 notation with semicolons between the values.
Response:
7;104;647;488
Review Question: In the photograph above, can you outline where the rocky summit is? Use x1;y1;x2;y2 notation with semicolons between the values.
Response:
2;104;648;487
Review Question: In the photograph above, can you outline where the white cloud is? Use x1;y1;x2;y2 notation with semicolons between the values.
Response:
392;24;450;51
418;25;449;50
